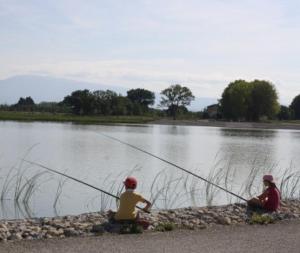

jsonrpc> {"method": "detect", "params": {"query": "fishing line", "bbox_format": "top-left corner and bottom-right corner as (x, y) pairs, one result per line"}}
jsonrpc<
(22, 159), (150, 213)
(96, 132), (247, 202)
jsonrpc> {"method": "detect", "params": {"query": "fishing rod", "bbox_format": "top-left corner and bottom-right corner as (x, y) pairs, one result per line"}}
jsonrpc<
(96, 132), (247, 202)
(22, 159), (150, 213)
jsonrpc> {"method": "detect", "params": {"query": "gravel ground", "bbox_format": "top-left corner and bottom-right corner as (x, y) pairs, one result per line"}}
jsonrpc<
(1, 220), (299, 253)
(1, 200), (300, 242)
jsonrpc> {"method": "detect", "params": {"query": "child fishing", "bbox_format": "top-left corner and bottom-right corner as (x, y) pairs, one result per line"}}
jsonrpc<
(109, 177), (151, 224)
(248, 175), (280, 212)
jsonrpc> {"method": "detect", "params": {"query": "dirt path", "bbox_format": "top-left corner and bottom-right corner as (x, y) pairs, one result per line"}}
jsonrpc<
(1, 220), (299, 253)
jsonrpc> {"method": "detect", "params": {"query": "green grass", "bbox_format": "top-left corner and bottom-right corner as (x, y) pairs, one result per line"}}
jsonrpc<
(0, 111), (158, 124)
(249, 213), (275, 225)
(154, 222), (176, 232)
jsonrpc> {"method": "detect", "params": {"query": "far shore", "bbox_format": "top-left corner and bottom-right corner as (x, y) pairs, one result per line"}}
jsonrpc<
(1, 111), (300, 130)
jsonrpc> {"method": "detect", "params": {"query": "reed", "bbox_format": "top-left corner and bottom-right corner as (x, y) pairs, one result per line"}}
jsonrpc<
(0, 156), (300, 219)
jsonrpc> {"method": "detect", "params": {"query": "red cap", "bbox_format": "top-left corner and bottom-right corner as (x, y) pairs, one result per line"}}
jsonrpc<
(263, 175), (274, 183)
(124, 177), (137, 189)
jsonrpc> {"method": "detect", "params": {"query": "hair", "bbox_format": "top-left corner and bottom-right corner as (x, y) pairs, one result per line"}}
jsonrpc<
(125, 185), (136, 190)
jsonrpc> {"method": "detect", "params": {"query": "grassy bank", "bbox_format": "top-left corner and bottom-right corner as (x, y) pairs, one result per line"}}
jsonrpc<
(0, 111), (157, 124)
(1, 111), (300, 129)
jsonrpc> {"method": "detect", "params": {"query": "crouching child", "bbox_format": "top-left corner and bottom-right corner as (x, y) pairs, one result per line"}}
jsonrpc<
(248, 174), (280, 213)
(108, 177), (151, 230)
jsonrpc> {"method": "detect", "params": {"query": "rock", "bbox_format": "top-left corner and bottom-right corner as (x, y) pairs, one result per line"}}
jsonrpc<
(64, 228), (80, 237)
(0, 200), (298, 241)
(47, 228), (64, 237)
(41, 218), (50, 225)
(0, 224), (8, 231)
(31, 226), (41, 233)
(8, 233), (23, 240)
(217, 216), (231, 225)
(45, 234), (53, 239)
(91, 224), (105, 234)
(53, 222), (66, 229)
(0, 232), (7, 241)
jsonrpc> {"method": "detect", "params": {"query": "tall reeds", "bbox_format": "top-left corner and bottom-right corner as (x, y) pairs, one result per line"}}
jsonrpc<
(0, 156), (299, 219)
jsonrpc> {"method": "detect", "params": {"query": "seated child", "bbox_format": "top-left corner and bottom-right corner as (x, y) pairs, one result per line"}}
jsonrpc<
(110, 176), (151, 222)
(248, 175), (280, 212)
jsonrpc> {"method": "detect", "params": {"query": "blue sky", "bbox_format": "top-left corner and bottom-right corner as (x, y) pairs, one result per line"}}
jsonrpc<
(1, 0), (300, 104)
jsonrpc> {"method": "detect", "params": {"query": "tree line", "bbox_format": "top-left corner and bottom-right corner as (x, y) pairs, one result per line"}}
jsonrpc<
(1, 80), (300, 121)
(0, 85), (195, 120)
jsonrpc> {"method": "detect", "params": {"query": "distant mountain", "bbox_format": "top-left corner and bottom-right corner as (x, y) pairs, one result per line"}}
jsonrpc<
(0, 75), (217, 111)
(0, 75), (127, 104)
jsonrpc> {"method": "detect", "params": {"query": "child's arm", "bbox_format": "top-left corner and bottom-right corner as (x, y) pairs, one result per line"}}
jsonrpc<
(141, 198), (152, 212)
(257, 190), (268, 201)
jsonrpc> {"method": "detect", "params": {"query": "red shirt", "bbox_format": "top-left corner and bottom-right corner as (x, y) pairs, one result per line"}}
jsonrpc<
(262, 187), (280, 212)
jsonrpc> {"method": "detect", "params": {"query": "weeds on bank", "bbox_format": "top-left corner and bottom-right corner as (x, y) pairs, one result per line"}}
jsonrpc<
(154, 222), (176, 232)
(249, 213), (275, 225)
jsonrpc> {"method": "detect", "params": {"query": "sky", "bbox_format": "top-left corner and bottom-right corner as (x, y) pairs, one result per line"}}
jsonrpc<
(1, 0), (300, 105)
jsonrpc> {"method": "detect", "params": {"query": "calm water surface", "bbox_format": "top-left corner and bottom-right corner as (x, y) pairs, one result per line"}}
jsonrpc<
(0, 121), (299, 219)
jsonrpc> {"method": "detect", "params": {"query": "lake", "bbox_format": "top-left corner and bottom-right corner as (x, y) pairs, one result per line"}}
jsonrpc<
(0, 121), (300, 219)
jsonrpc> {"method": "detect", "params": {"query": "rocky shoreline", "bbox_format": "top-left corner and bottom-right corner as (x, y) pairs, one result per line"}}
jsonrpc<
(1, 200), (299, 242)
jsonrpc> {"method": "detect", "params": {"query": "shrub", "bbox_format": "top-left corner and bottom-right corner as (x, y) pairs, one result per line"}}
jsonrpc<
(155, 222), (176, 232)
(249, 213), (275, 225)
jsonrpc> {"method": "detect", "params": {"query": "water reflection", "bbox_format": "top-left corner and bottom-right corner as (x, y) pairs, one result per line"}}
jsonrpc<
(219, 128), (278, 177)
(220, 128), (277, 138)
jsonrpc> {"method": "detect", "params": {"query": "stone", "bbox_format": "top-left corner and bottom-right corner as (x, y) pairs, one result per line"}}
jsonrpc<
(0, 200), (298, 241)
(64, 228), (80, 237)
(0, 232), (7, 241)
(31, 226), (41, 233)
(8, 233), (23, 240)
(45, 234), (53, 239)
(217, 216), (231, 225)
(47, 228), (64, 237)
(0, 224), (8, 231)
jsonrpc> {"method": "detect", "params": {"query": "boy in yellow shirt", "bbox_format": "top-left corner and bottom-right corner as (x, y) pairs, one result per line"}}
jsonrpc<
(111, 177), (151, 222)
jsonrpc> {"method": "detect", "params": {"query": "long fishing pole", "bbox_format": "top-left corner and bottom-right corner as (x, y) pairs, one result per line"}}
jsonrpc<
(96, 132), (247, 202)
(22, 159), (150, 213)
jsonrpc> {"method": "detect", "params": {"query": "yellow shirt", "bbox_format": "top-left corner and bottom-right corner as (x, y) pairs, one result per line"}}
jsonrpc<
(114, 190), (144, 220)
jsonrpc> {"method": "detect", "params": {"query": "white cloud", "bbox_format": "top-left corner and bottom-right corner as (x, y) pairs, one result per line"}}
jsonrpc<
(1, 0), (300, 105)
(1, 58), (299, 105)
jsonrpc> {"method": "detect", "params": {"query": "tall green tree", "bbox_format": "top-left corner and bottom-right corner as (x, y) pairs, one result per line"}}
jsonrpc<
(277, 105), (291, 120)
(62, 89), (94, 115)
(220, 80), (252, 121)
(160, 84), (195, 120)
(93, 90), (118, 115)
(290, 94), (300, 119)
(16, 97), (35, 106)
(14, 96), (35, 111)
(220, 80), (279, 121)
(111, 96), (132, 115)
(249, 80), (279, 121)
(127, 88), (155, 109)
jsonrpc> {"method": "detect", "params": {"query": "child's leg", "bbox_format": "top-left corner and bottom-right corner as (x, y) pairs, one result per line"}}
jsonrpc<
(247, 197), (265, 214)
(107, 210), (116, 223)
(135, 211), (150, 229)
(135, 211), (140, 221)
(248, 197), (263, 208)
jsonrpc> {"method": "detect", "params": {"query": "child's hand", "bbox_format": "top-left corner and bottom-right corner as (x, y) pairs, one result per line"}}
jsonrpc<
(142, 199), (152, 213)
